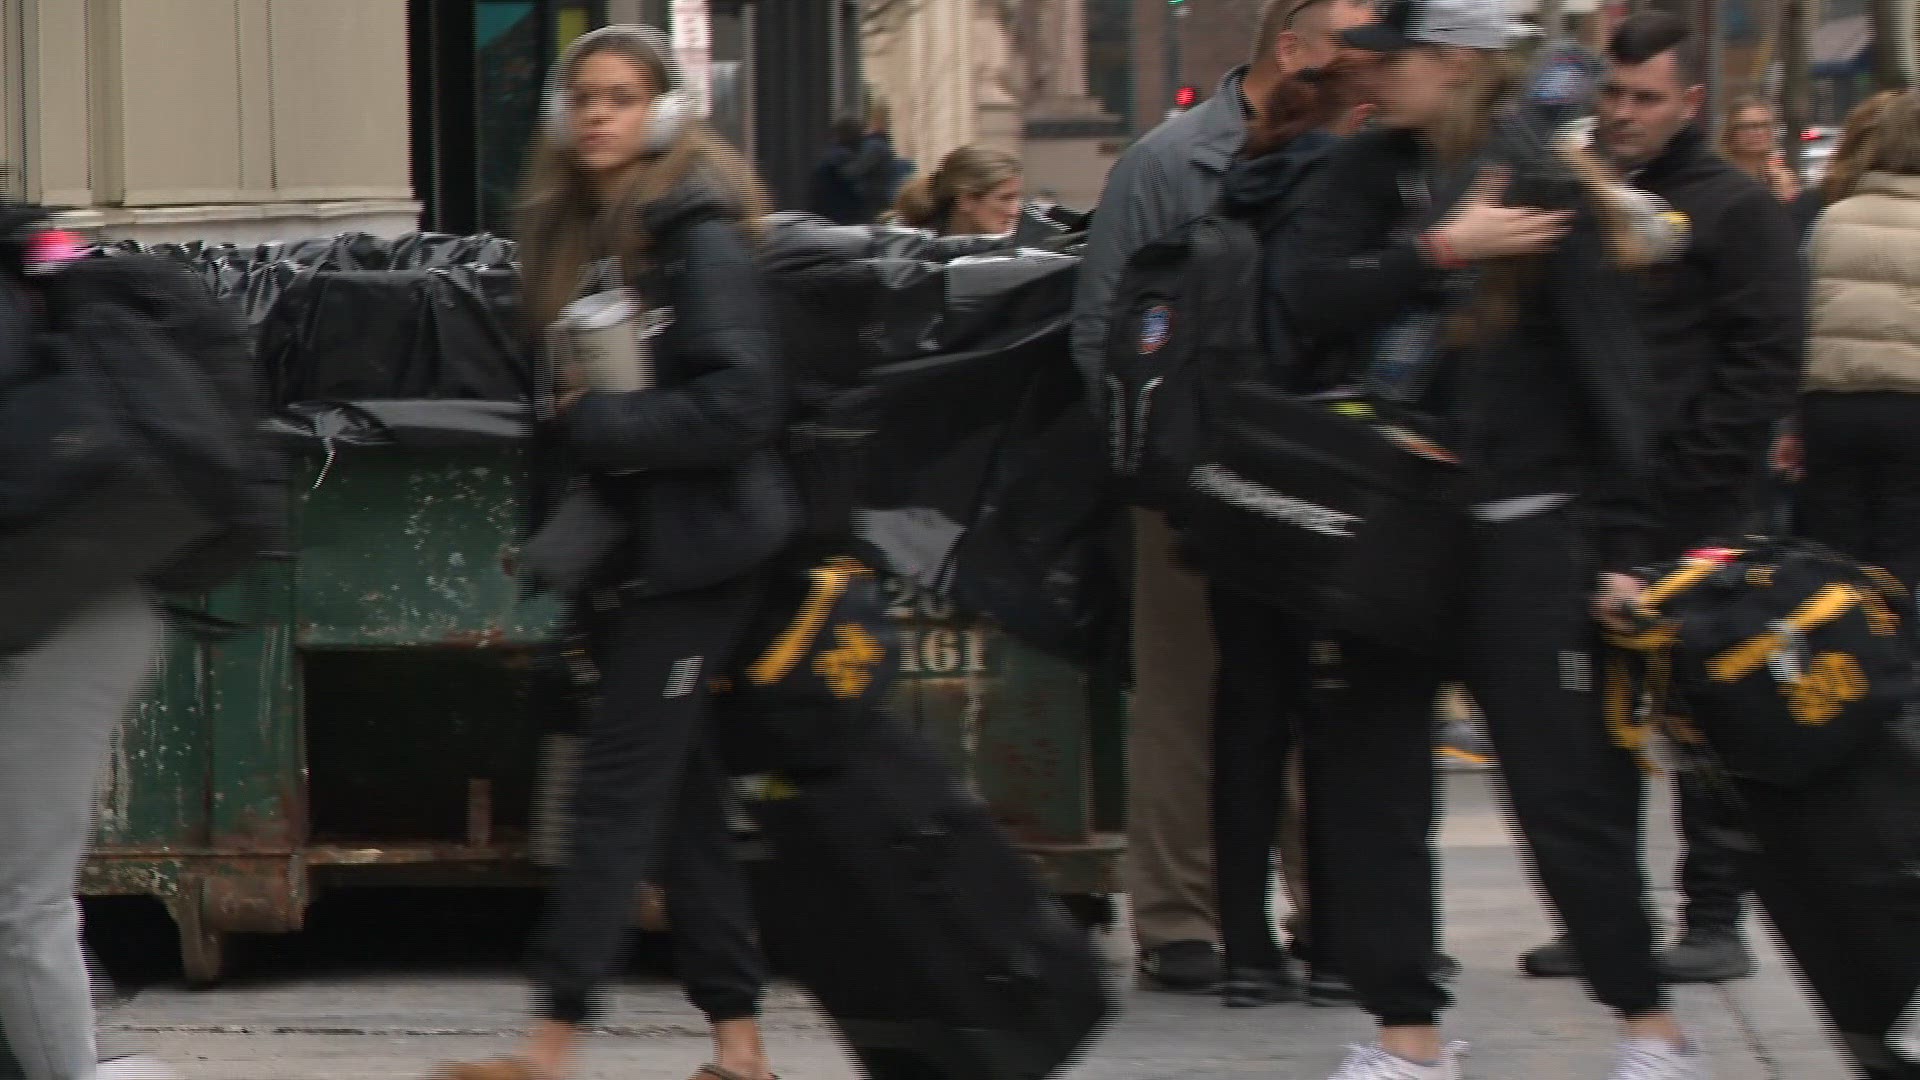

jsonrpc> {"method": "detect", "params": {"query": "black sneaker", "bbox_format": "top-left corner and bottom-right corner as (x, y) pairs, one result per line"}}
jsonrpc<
(1305, 965), (1356, 1006)
(1519, 933), (1582, 978)
(1139, 939), (1223, 993)
(1657, 926), (1756, 983)
(1221, 963), (1302, 1007)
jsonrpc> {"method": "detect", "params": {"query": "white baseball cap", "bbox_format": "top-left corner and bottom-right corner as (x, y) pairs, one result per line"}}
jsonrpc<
(1341, 0), (1528, 52)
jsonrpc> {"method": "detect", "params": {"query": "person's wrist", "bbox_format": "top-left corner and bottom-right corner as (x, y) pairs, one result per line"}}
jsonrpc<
(1421, 229), (1468, 270)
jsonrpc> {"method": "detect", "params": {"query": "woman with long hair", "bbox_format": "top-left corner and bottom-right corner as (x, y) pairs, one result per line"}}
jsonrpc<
(892, 144), (1024, 235)
(1720, 95), (1800, 203)
(1282, 0), (1696, 1076)
(432, 25), (794, 1080)
(1798, 91), (1920, 598)
(1791, 89), (1902, 234)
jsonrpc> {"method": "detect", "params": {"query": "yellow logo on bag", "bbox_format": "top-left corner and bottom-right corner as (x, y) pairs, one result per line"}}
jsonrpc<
(1783, 651), (1868, 727)
(816, 623), (884, 700)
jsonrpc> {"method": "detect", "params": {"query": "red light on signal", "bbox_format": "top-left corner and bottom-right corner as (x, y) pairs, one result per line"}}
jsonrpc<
(1175, 85), (1199, 110)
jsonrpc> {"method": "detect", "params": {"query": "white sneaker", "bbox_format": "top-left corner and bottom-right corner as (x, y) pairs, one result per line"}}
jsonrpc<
(94, 1054), (183, 1080)
(1609, 1036), (1712, 1079)
(1326, 1042), (1464, 1080)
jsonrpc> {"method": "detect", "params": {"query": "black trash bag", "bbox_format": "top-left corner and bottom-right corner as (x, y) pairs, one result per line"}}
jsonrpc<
(945, 364), (1121, 663)
(89, 233), (528, 407)
(265, 399), (531, 450)
(1011, 202), (1092, 248)
(258, 263), (527, 404)
(757, 210), (1110, 658)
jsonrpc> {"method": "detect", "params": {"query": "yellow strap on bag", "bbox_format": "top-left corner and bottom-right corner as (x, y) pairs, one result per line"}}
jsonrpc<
(745, 557), (870, 687)
(1635, 551), (1742, 614)
(1704, 583), (1861, 684)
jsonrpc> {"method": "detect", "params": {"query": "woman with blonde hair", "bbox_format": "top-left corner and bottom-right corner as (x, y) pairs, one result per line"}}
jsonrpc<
(1791, 89), (1902, 233)
(432, 24), (794, 1080)
(1283, 0), (1694, 1075)
(892, 143), (1024, 236)
(1798, 91), (1920, 598)
(1720, 94), (1800, 203)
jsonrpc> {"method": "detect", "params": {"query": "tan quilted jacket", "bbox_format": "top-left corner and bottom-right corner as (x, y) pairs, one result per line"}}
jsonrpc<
(1806, 172), (1920, 394)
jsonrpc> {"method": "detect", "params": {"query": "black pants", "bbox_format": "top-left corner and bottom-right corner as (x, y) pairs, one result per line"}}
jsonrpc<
(1652, 503), (1760, 936)
(532, 576), (767, 1026)
(1208, 586), (1315, 972)
(1306, 512), (1660, 1025)
(1799, 392), (1920, 601)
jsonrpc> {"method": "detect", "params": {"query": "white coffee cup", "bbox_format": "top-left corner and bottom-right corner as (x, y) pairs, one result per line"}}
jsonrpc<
(554, 290), (651, 393)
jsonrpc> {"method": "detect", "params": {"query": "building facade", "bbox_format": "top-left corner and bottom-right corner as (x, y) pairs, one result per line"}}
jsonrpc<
(3, 0), (855, 245)
(7, 0), (417, 244)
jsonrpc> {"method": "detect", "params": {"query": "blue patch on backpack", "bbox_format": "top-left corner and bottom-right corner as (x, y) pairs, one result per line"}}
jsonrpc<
(1139, 304), (1172, 355)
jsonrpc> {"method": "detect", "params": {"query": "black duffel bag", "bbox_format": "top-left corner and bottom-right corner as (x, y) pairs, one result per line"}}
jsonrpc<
(1179, 382), (1469, 655)
(1611, 540), (1917, 790)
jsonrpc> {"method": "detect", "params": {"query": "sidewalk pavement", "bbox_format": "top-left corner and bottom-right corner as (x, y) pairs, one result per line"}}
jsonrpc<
(108, 773), (1850, 1080)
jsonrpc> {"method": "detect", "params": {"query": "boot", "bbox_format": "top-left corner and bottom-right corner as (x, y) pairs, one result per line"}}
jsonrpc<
(1518, 933), (1582, 978)
(1657, 925), (1755, 983)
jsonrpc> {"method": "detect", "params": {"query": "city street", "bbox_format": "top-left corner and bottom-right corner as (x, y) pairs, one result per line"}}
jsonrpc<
(91, 772), (1852, 1080)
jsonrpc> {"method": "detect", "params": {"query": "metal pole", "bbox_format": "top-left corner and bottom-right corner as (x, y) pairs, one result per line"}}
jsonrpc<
(1167, 3), (1185, 119)
(1705, 0), (1723, 139)
(1780, 0), (1808, 179)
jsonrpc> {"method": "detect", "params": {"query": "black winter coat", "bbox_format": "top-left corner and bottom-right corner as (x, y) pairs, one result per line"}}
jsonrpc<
(534, 180), (797, 600)
(1284, 124), (1656, 571)
(1625, 126), (1806, 544)
(1219, 129), (1342, 391)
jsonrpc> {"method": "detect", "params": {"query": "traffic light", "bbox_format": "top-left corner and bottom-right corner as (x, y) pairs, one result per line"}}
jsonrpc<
(1174, 84), (1199, 110)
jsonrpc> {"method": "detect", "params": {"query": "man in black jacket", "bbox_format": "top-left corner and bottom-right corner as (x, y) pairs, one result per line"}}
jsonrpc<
(1519, 11), (1807, 986)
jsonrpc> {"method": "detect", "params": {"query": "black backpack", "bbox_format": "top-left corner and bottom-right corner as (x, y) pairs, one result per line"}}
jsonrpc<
(1103, 212), (1264, 514)
(0, 211), (284, 651)
(45, 251), (288, 593)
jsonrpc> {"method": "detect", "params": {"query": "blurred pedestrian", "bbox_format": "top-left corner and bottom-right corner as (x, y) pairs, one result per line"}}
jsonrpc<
(808, 102), (913, 226)
(1719, 95), (1801, 203)
(0, 210), (193, 1080)
(1791, 90), (1900, 236)
(1797, 91), (1920, 598)
(1519, 11), (1806, 991)
(430, 24), (793, 1080)
(1286, 0), (1698, 1073)
(891, 144), (1024, 236)
(1070, 0), (1379, 998)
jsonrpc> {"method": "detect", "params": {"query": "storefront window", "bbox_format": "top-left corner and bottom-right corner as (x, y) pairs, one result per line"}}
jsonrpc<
(475, 1), (542, 235)
(707, 3), (753, 155)
(1086, 0), (1133, 130)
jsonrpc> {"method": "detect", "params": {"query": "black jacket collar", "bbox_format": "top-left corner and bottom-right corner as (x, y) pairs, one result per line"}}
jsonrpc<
(1634, 125), (1714, 184)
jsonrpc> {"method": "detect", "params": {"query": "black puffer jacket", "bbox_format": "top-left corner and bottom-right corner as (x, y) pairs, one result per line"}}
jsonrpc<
(536, 179), (797, 599)
(1625, 126), (1805, 543)
(1285, 124), (1655, 571)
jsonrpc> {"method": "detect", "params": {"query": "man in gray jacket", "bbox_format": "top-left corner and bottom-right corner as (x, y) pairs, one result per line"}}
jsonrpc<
(1071, 0), (1376, 992)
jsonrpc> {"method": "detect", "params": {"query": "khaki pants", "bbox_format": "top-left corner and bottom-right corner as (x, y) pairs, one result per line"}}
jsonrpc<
(1124, 510), (1219, 949)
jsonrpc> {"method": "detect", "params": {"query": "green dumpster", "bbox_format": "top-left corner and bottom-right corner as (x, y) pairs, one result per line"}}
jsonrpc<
(78, 440), (1124, 983)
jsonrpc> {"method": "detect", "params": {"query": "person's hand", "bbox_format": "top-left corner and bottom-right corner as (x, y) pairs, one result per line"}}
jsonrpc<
(1593, 571), (1645, 633)
(554, 361), (588, 415)
(1772, 428), (1804, 482)
(1431, 168), (1573, 262)
(1769, 160), (1802, 203)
